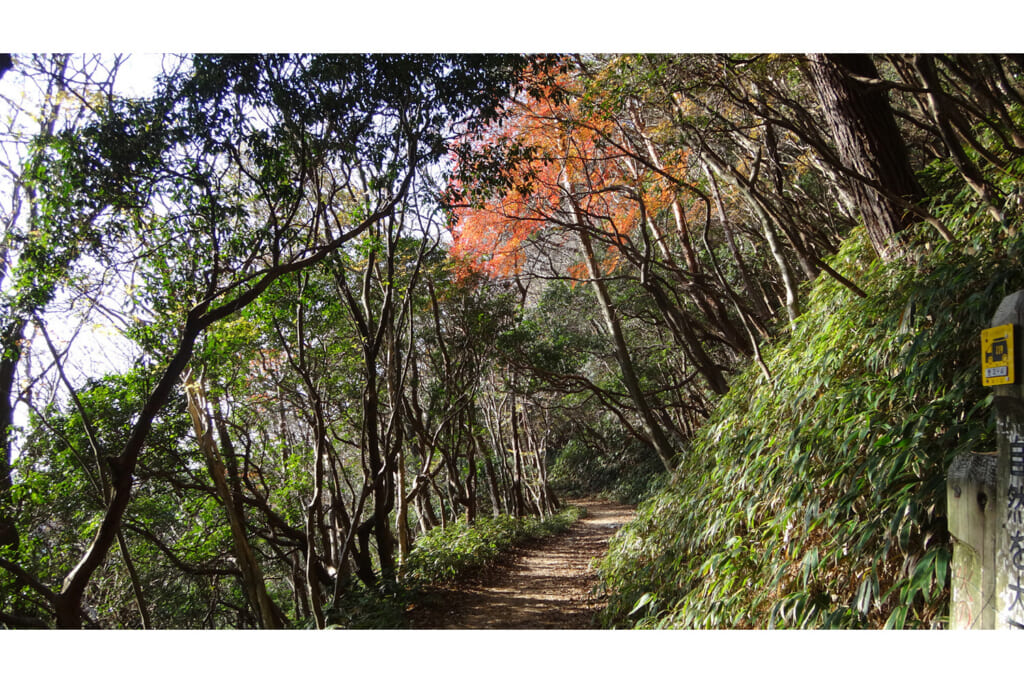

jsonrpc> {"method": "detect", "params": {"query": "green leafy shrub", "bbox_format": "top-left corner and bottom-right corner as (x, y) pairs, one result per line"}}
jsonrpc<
(403, 507), (582, 586)
(324, 580), (412, 629)
(597, 211), (1024, 628)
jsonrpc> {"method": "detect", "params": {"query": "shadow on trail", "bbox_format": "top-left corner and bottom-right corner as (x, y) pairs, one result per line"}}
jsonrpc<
(407, 499), (636, 629)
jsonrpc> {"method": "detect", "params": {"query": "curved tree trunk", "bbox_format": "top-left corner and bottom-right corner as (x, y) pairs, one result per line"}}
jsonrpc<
(572, 222), (677, 472)
(188, 380), (283, 629)
(185, 376), (283, 629)
(911, 54), (1004, 222)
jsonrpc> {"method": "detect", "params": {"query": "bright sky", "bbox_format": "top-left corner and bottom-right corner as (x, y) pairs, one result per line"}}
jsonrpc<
(1, 1), (1021, 52)
(116, 53), (168, 97)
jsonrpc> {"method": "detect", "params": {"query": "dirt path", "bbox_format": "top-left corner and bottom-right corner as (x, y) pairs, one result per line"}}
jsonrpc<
(407, 499), (635, 629)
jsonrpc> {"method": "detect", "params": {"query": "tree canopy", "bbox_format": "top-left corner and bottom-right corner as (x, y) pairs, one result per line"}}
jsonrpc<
(2, 52), (1023, 631)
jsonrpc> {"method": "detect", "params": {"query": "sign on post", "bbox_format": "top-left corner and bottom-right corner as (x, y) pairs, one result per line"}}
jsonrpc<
(953, 294), (1024, 628)
(984, 293), (1024, 628)
(982, 323), (1015, 386)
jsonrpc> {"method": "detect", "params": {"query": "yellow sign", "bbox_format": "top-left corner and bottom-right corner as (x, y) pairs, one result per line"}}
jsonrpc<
(982, 324), (1015, 386)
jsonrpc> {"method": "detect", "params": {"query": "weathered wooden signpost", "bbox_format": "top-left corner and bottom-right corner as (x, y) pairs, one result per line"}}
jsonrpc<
(947, 447), (997, 628)
(950, 290), (1024, 628)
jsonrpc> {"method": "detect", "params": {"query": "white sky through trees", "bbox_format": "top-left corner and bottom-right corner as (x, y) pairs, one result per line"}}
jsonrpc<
(0, 55), (165, 442)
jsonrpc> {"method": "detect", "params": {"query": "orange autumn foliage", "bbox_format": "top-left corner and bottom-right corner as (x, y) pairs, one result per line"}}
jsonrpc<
(450, 62), (691, 284)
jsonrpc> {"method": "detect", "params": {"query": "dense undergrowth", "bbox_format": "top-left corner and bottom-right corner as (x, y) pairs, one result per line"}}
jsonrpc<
(403, 507), (582, 585)
(597, 177), (1024, 628)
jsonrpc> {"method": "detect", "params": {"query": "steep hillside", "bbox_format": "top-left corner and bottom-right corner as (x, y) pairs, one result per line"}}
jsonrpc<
(597, 210), (1024, 628)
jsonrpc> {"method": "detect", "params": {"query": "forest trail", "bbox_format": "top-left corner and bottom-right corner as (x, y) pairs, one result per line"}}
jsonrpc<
(407, 499), (635, 629)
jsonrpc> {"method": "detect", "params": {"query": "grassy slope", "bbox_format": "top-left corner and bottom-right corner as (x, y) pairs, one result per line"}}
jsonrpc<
(597, 205), (1024, 627)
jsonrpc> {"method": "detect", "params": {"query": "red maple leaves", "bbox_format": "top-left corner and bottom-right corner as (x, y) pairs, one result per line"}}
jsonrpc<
(449, 61), (692, 286)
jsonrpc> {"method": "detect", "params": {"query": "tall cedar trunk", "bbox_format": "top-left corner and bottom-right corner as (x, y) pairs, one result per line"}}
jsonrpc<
(806, 53), (923, 261)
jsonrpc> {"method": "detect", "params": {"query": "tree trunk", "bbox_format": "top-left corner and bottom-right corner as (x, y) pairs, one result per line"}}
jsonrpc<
(806, 53), (923, 261)
(465, 425), (478, 524)
(698, 154), (801, 328)
(574, 225), (677, 472)
(184, 377), (282, 629)
(509, 395), (527, 517)
(115, 530), (151, 629)
(54, 320), (203, 628)
(415, 483), (440, 532)
(480, 440), (503, 518)
(911, 54), (1004, 222)
(396, 434), (411, 566)
(190, 382), (282, 629)
(0, 319), (27, 550)
(706, 168), (773, 324)
(625, 99), (700, 271)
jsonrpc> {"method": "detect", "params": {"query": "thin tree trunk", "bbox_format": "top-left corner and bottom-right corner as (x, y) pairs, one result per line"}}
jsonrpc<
(572, 221), (677, 472)
(912, 54), (1004, 222)
(705, 168), (773, 324)
(701, 157), (801, 328)
(465, 424), (478, 524)
(509, 395), (527, 517)
(304, 413), (328, 629)
(184, 375), (282, 629)
(396, 433), (411, 566)
(626, 100), (699, 271)
(0, 319), (27, 550)
(480, 436), (503, 518)
(116, 530), (151, 629)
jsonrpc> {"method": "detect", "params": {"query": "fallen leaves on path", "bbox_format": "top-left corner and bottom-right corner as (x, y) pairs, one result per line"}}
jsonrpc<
(407, 499), (636, 629)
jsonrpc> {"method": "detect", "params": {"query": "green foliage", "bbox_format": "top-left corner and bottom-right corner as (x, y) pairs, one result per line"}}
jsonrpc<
(316, 508), (582, 628)
(323, 580), (412, 629)
(550, 421), (667, 504)
(403, 507), (582, 586)
(2, 366), (227, 627)
(597, 205), (1024, 628)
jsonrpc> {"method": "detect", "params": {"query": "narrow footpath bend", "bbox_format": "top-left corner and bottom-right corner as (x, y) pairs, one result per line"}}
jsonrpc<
(407, 499), (636, 629)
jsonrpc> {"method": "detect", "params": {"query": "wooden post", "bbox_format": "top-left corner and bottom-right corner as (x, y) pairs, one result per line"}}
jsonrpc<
(983, 291), (1024, 628)
(947, 451), (997, 628)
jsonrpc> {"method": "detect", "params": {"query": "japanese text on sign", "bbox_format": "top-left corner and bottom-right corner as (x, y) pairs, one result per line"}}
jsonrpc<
(1007, 439), (1024, 628)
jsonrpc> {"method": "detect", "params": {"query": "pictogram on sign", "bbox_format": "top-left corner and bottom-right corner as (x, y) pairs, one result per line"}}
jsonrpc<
(982, 323), (1015, 386)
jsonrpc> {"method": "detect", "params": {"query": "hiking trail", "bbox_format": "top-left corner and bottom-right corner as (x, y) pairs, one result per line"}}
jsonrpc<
(407, 499), (636, 629)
